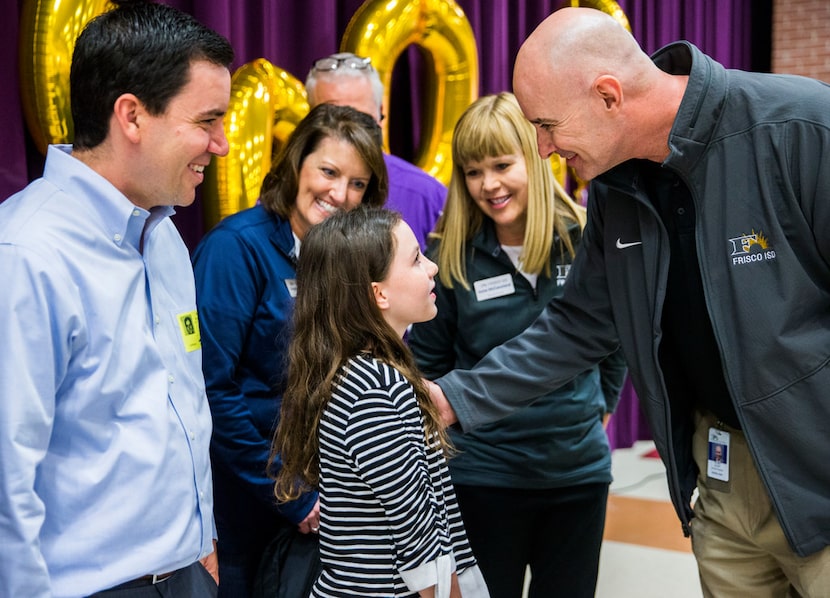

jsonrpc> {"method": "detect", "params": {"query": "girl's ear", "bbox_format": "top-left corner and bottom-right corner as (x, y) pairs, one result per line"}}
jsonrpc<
(371, 281), (389, 311)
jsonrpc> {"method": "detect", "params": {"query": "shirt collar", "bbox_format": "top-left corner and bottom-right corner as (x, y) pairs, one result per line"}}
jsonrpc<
(44, 145), (174, 252)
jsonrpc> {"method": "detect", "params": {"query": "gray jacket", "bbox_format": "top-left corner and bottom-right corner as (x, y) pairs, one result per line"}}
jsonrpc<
(437, 42), (830, 557)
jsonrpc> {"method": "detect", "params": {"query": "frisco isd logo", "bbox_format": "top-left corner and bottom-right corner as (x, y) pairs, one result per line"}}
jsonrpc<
(728, 230), (776, 266)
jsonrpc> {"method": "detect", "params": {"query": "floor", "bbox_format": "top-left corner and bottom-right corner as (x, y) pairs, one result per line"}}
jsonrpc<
(596, 440), (703, 598)
(520, 440), (704, 597)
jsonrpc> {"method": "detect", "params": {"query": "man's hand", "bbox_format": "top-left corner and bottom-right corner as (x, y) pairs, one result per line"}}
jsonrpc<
(200, 539), (219, 585)
(425, 380), (458, 427)
(297, 498), (321, 534)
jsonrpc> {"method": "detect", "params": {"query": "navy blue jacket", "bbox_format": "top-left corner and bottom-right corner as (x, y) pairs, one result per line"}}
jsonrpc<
(193, 205), (317, 549)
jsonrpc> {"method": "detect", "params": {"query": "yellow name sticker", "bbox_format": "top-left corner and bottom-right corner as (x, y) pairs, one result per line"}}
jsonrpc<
(177, 311), (201, 352)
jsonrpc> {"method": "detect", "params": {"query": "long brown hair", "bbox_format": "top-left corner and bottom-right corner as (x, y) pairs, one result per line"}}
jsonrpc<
(270, 207), (451, 502)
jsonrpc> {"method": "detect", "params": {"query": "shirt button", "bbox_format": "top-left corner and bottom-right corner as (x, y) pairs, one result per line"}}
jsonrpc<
(168, 374), (175, 384)
(677, 207), (686, 215)
(113, 233), (122, 242)
(132, 209), (141, 217)
(154, 316), (161, 325)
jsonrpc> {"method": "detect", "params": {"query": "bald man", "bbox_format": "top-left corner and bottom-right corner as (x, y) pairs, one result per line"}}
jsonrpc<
(306, 52), (446, 250)
(427, 7), (830, 597)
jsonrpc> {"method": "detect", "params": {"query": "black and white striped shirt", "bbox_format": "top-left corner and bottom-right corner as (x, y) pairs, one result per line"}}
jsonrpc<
(314, 354), (478, 597)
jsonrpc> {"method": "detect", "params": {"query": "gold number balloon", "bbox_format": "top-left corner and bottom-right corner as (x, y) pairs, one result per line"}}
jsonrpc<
(341, 0), (479, 185)
(16, 0), (630, 227)
(18, 0), (111, 154)
(571, 0), (632, 31)
(202, 59), (309, 229)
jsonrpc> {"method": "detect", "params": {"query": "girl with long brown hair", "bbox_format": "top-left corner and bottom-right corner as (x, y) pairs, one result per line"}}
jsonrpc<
(271, 206), (488, 597)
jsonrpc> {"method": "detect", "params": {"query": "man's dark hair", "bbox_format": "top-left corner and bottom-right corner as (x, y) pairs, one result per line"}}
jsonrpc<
(70, 0), (234, 149)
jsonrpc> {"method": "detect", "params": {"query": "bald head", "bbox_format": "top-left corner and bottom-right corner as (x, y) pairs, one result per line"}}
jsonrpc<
(512, 7), (683, 178)
(514, 7), (647, 96)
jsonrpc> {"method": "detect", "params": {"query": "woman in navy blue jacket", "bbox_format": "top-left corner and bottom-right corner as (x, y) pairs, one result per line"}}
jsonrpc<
(409, 93), (625, 598)
(192, 103), (387, 597)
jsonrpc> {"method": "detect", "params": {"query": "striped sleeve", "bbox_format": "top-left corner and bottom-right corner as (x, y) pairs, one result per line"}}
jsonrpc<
(340, 359), (449, 572)
(316, 355), (477, 595)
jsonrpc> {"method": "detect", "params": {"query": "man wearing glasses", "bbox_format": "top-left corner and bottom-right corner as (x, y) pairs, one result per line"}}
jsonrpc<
(305, 52), (446, 250)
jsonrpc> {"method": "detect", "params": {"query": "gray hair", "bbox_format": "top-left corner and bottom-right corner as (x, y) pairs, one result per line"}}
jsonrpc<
(305, 52), (385, 112)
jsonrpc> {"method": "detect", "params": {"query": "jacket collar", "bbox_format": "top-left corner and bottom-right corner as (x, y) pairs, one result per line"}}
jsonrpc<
(595, 42), (727, 195)
(265, 208), (298, 265)
(469, 218), (503, 257)
(653, 41), (728, 172)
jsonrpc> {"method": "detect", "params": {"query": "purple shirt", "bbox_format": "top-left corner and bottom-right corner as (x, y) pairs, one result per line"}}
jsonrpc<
(383, 153), (446, 250)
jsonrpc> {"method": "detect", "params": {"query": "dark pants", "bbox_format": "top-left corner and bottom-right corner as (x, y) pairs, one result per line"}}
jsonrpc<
(88, 561), (218, 598)
(454, 482), (609, 598)
(216, 543), (266, 598)
(212, 465), (289, 598)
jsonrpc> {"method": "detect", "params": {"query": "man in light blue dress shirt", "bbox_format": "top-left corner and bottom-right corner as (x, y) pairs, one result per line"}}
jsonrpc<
(0, 2), (233, 596)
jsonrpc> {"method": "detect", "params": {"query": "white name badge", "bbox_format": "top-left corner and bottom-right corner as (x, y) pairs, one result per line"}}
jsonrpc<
(284, 279), (298, 298)
(707, 427), (730, 482)
(474, 273), (516, 302)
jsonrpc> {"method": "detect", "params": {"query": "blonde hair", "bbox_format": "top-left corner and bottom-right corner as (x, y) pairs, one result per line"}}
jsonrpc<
(432, 92), (585, 289)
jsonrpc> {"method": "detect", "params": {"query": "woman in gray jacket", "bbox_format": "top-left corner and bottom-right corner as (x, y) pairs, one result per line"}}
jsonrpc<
(409, 93), (626, 598)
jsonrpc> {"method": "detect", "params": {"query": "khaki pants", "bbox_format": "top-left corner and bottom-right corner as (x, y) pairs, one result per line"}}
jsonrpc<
(691, 411), (830, 598)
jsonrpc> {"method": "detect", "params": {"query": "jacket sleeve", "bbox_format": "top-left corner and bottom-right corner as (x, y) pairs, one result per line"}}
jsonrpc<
(597, 348), (628, 414)
(192, 229), (316, 523)
(436, 195), (621, 432)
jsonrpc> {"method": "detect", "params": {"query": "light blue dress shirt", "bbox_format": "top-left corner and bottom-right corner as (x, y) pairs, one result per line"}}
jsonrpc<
(0, 145), (215, 597)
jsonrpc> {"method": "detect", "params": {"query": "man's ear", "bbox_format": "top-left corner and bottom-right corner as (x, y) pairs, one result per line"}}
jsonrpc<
(111, 93), (143, 143)
(594, 74), (623, 111)
(371, 281), (389, 311)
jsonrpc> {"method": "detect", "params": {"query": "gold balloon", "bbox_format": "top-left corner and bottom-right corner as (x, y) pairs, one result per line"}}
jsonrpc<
(202, 59), (309, 230)
(570, 0), (632, 32)
(550, 154), (568, 187)
(341, 0), (479, 185)
(19, 0), (112, 154)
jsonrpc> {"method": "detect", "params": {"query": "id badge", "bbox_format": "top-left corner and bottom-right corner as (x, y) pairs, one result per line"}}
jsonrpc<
(284, 278), (298, 298)
(707, 427), (730, 482)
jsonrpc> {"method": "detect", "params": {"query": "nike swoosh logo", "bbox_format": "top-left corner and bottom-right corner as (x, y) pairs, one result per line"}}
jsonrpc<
(616, 238), (643, 249)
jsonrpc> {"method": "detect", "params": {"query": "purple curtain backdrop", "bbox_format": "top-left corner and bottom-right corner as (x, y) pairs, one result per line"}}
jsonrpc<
(1, 0), (764, 449)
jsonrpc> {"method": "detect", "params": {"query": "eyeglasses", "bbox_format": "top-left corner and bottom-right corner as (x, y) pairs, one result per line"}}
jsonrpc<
(311, 55), (373, 73)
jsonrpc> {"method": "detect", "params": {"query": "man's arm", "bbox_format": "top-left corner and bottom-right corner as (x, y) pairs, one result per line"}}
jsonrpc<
(430, 206), (620, 432)
(0, 247), (68, 597)
(425, 380), (457, 426)
(598, 348), (629, 414)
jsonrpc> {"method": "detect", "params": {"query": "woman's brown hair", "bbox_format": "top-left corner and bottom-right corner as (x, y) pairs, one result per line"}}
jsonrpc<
(259, 103), (388, 217)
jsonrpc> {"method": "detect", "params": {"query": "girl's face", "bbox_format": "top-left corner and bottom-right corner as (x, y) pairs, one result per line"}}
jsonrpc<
(463, 152), (529, 245)
(372, 221), (438, 338)
(290, 136), (372, 240)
